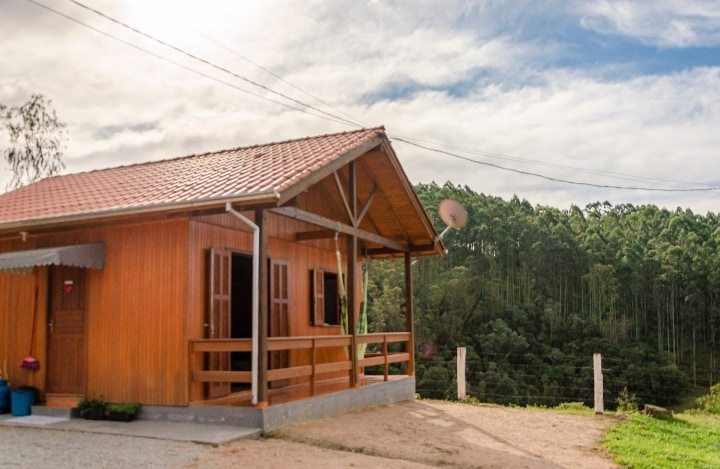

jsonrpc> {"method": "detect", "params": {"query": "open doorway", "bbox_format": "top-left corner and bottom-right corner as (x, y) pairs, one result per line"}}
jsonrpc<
(230, 253), (253, 392)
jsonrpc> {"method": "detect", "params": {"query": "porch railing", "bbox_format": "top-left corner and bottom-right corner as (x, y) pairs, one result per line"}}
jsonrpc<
(189, 332), (411, 399)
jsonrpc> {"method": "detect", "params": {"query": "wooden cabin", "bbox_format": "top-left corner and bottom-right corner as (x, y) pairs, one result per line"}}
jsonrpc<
(0, 127), (442, 427)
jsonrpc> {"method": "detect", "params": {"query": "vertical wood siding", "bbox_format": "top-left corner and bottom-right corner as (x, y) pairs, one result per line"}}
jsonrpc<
(0, 218), (190, 405)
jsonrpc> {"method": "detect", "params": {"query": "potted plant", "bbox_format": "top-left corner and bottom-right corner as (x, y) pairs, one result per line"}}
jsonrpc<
(106, 402), (141, 422)
(76, 396), (108, 420)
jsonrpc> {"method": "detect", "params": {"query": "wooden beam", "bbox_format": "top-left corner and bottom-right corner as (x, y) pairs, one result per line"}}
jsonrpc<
(333, 171), (355, 226)
(365, 244), (439, 257)
(270, 207), (409, 252)
(356, 184), (378, 226)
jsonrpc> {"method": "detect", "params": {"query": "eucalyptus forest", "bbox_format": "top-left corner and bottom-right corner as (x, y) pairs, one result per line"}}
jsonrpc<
(367, 182), (720, 409)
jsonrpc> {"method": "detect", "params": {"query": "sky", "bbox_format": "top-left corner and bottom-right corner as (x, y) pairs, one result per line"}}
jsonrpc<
(2, 0), (720, 214)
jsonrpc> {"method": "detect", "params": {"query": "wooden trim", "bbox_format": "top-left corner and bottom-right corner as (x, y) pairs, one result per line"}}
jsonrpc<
(192, 339), (252, 352)
(366, 244), (439, 256)
(268, 365), (313, 381)
(270, 207), (408, 252)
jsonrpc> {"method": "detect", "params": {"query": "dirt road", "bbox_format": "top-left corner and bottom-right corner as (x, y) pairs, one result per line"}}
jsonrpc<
(181, 400), (622, 468)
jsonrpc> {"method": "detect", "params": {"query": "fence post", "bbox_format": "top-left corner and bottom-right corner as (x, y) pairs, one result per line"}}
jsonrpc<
(593, 353), (603, 414)
(457, 347), (466, 401)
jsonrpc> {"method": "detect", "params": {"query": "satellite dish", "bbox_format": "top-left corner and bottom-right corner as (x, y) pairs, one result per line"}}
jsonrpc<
(438, 199), (468, 230)
(435, 199), (467, 245)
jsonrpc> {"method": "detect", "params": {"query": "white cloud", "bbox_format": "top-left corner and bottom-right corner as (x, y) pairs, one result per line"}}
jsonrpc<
(1, 0), (720, 213)
(578, 0), (720, 47)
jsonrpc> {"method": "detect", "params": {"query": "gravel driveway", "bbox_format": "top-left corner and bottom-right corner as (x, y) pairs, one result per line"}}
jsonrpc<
(0, 426), (209, 468)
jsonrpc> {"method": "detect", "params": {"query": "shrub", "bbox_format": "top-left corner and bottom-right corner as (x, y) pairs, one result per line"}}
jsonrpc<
(616, 386), (639, 413)
(696, 383), (720, 414)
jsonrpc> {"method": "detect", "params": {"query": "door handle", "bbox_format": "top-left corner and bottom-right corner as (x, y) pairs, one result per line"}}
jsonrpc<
(48, 319), (53, 333)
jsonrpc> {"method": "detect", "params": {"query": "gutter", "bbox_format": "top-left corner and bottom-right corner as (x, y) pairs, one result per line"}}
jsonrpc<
(225, 203), (260, 405)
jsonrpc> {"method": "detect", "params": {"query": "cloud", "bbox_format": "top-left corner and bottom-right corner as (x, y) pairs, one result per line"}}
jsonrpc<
(2, 0), (720, 213)
(578, 0), (720, 48)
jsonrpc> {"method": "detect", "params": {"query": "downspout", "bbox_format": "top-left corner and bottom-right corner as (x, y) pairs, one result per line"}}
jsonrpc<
(225, 203), (259, 405)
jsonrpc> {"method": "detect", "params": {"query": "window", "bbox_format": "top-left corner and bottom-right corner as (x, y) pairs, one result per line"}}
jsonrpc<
(311, 269), (341, 326)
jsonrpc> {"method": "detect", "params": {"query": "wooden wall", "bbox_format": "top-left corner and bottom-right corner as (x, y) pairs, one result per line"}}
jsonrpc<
(1, 209), (364, 406)
(0, 236), (46, 393)
(0, 217), (190, 405)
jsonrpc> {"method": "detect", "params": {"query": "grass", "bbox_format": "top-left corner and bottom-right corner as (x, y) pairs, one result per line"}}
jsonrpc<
(603, 413), (720, 469)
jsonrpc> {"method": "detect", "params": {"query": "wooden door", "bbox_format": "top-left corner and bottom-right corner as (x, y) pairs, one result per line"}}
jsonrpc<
(207, 248), (231, 399)
(269, 259), (290, 388)
(47, 266), (87, 395)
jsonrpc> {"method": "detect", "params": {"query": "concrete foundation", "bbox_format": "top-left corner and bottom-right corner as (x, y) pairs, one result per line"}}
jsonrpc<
(138, 376), (415, 433)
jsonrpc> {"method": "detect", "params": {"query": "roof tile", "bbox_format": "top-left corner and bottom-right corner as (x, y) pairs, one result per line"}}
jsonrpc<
(0, 127), (384, 226)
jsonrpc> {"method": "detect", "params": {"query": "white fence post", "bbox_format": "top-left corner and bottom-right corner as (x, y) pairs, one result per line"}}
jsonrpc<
(593, 353), (603, 414)
(457, 347), (466, 401)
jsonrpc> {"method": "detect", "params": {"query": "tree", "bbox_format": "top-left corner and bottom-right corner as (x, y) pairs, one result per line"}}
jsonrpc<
(1, 94), (67, 190)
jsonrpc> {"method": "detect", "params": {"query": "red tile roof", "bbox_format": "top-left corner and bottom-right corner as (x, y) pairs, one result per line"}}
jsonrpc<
(0, 127), (385, 228)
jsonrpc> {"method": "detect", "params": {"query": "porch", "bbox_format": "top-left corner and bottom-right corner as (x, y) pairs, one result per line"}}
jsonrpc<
(189, 331), (413, 408)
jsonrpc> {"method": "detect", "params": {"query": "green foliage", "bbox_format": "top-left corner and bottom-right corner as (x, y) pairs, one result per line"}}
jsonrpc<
(367, 182), (715, 409)
(695, 384), (720, 414)
(553, 402), (593, 415)
(107, 402), (141, 415)
(604, 414), (720, 468)
(76, 396), (108, 418)
(417, 365), (452, 400)
(616, 386), (639, 413)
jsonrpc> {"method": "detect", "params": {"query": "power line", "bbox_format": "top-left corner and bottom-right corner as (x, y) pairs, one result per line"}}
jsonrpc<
(65, 0), (363, 129)
(395, 135), (709, 189)
(23, 0), (720, 194)
(187, 26), (371, 129)
(22, 0), (354, 127)
(392, 137), (720, 193)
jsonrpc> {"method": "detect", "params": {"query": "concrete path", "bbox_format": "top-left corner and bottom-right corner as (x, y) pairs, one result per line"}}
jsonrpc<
(0, 413), (261, 445)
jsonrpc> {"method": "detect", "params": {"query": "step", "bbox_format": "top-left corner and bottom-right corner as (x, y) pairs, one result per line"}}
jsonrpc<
(45, 394), (81, 408)
(30, 405), (73, 418)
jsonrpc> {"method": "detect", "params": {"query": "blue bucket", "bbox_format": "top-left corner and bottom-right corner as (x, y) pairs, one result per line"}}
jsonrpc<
(11, 388), (36, 416)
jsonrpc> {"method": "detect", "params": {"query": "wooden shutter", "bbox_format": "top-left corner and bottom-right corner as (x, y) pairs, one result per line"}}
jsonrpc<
(311, 268), (324, 326)
(269, 259), (290, 388)
(207, 248), (231, 399)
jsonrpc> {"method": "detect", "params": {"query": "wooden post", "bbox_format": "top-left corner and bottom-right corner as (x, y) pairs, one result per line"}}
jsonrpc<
(347, 161), (358, 387)
(593, 353), (603, 415)
(404, 252), (414, 376)
(457, 347), (466, 401)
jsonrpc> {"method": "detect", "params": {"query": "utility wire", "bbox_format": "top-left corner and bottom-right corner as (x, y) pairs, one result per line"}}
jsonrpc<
(23, 0), (720, 193)
(394, 134), (708, 189)
(65, 0), (363, 128)
(22, 0), (355, 126)
(392, 137), (720, 192)
(188, 26), (371, 129)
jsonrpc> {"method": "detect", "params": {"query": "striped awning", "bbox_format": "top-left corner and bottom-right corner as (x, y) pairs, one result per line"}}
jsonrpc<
(0, 243), (106, 274)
